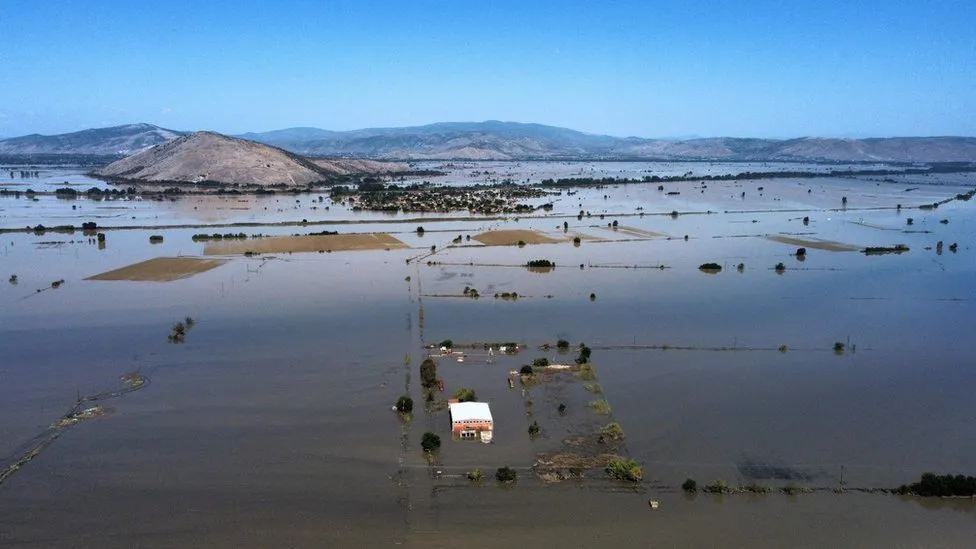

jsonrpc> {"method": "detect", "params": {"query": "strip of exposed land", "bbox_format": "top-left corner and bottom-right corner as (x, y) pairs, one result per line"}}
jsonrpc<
(203, 233), (407, 254)
(767, 235), (861, 252)
(85, 257), (227, 282)
(473, 229), (564, 246)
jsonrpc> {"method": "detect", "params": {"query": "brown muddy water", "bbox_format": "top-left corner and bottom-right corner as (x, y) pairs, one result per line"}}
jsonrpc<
(2, 165), (976, 547)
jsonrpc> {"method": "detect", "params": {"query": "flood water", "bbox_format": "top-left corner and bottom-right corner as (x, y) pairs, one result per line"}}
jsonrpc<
(2, 161), (975, 547)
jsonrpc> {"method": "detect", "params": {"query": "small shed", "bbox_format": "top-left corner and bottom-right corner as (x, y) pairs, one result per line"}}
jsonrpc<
(449, 401), (493, 439)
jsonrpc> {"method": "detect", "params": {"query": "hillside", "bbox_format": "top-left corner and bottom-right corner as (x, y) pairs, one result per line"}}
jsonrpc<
(95, 132), (334, 186)
(240, 122), (976, 162)
(6, 121), (976, 162)
(0, 123), (183, 155)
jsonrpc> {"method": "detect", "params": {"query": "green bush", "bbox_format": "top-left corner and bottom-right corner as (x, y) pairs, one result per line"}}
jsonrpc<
(588, 399), (612, 415)
(575, 344), (592, 365)
(519, 365), (534, 375)
(467, 469), (483, 482)
(606, 458), (642, 481)
(532, 357), (549, 367)
(600, 422), (625, 440)
(420, 358), (437, 388)
(395, 396), (413, 413)
(682, 478), (697, 492)
(496, 466), (517, 482)
(556, 339), (570, 350)
(896, 472), (976, 497)
(528, 421), (540, 436)
(703, 479), (729, 494)
(421, 432), (441, 453)
(454, 387), (477, 402)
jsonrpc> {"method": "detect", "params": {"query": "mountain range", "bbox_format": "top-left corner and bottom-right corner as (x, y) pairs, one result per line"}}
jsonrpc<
(2, 121), (975, 162)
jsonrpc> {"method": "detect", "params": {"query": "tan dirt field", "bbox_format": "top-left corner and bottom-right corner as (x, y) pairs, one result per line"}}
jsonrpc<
(607, 226), (665, 238)
(86, 257), (227, 282)
(203, 233), (407, 255)
(473, 230), (563, 246)
(767, 235), (861, 252)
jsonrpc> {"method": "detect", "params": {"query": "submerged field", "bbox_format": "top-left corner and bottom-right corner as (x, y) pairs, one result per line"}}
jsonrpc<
(1, 161), (975, 547)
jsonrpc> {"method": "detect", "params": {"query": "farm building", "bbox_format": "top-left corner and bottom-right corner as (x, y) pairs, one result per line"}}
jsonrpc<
(449, 401), (493, 439)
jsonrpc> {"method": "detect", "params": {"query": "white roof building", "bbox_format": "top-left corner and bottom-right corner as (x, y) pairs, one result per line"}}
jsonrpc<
(449, 401), (493, 423)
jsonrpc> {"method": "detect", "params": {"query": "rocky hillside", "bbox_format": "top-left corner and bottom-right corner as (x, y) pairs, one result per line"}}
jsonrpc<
(0, 123), (183, 155)
(95, 132), (335, 186)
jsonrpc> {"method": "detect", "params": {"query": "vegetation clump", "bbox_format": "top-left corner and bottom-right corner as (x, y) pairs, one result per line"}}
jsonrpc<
(532, 357), (549, 368)
(519, 365), (534, 376)
(395, 396), (413, 413)
(833, 342), (846, 354)
(191, 232), (248, 241)
(606, 458), (642, 481)
(743, 481), (772, 494)
(167, 318), (196, 343)
(774, 262), (786, 273)
(896, 472), (976, 497)
(575, 344), (592, 365)
(420, 357), (438, 388)
(149, 235), (164, 243)
(783, 484), (812, 495)
(583, 382), (603, 393)
(454, 387), (478, 402)
(467, 469), (483, 482)
(863, 244), (909, 255)
(556, 339), (570, 350)
(528, 421), (541, 437)
(698, 262), (722, 272)
(526, 259), (554, 268)
(438, 339), (453, 349)
(599, 422), (625, 441)
(421, 432), (441, 453)
(702, 479), (731, 494)
(682, 478), (698, 492)
(588, 399), (612, 415)
(496, 466), (517, 483)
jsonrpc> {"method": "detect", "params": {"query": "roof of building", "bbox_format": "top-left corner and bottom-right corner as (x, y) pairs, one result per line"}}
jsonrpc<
(449, 401), (493, 423)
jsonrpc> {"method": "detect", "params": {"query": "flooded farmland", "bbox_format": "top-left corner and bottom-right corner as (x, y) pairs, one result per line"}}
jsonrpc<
(2, 161), (976, 547)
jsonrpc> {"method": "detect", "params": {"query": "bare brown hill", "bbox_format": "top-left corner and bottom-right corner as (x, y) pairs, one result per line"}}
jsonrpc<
(95, 132), (333, 186)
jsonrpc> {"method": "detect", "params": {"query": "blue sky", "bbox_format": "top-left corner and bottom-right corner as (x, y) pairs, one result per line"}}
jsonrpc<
(1, 0), (974, 138)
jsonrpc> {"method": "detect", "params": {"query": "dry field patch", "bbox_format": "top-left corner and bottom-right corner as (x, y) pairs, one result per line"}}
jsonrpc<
(86, 257), (227, 282)
(473, 229), (563, 246)
(767, 235), (861, 252)
(203, 233), (407, 255)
